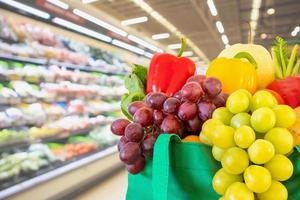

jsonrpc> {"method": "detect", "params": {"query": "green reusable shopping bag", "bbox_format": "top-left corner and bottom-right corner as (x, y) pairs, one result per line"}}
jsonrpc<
(126, 134), (300, 200)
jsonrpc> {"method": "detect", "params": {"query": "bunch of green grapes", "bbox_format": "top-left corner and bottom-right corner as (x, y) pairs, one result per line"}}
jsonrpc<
(200, 89), (296, 200)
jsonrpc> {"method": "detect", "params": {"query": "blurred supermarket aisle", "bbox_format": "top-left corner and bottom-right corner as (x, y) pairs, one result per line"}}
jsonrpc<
(74, 169), (127, 200)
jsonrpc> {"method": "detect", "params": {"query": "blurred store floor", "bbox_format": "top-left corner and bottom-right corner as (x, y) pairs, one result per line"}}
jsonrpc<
(74, 169), (127, 200)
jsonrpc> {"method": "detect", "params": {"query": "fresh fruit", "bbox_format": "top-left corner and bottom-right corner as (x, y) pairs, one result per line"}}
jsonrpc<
(198, 101), (216, 121)
(221, 147), (249, 174)
(251, 90), (277, 111)
(199, 132), (213, 145)
(118, 136), (129, 151)
(251, 107), (276, 133)
(153, 110), (164, 125)
(160, 115), (182, 136)
(133, 107), (153, 127)
(201, 119), (222, 140)
(124, 123), (144, 142)
(181, 82), (204, 102)
(256, 180), (288, 200)
(212, 125), (235, 149)
(186, 74), (206, 85)
(142, 135), (156, 157)
(224, 182), (255, 200)
(186, 116), (202, 134)
(289, 106), (300, 146)
(178, 102), (198, 120)
(128, 101), (146, 116)
(234, 126), (256, 148)
(226, 90), (250, 114)
(265, 89), (285, 105)
(111, 119), (130, 136)
(248, 139), (275, 164)
(146, 92), (167, 109)
(212, 168), (243, 195)
(126, 156), (145, 174)
(230, 113), (251, 128)
(212, 107), (233, 125)
(182, 135), (201, 143)
(272, 105), (296, 128)
(212, 145), (226, 161)
(202, 77), (222, 98)
(244, 165), (272, 193)
(119, 142), (141, 164)
(264, 128), (293, 154)
(212, 93), (228, 108)
(163, 97), (180, 114)
(264, 154), (293, 181)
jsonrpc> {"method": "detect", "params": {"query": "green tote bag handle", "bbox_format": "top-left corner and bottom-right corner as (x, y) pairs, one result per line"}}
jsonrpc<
(152, 134), (181, 200)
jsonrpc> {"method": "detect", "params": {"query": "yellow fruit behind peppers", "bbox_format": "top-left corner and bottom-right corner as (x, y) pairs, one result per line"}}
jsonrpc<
(206, 56), (257, 94)
(289, 106), (300, 146)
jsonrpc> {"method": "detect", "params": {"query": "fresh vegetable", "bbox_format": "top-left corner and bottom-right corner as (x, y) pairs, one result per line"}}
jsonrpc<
(132, 64), (147, 87)
(206, 53), (257, 94)
(146, 38), (196, 96)
(218, 43), (275, 89)
(267, 36), (300, 108)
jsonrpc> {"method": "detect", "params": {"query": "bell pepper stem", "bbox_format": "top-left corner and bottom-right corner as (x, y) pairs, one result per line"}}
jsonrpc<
(177, 38), (187, 57)
(234, 52), (257, 69)
(247, 22), (253, 44)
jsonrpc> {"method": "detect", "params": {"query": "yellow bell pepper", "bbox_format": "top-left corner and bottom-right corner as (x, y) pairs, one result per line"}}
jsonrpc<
(206, 52), (257, 94)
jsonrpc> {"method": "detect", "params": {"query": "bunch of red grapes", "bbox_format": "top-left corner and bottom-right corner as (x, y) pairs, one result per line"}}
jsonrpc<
(111, 75), (228, 174)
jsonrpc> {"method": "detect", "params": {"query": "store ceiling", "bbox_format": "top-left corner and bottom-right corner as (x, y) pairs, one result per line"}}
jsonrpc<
(86, 0), (300, 60)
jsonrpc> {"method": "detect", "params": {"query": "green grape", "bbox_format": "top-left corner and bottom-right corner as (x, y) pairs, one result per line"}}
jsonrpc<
(212, 125), (235, 148)
(199, 132), (213, 146)
(234, 126), (256, 148)
(264, 128), (293, 155)
(250, 90), (277, 112)
(221, 147), (249, 175)
(248, 139), (275, 164)
(255, 132), (266, 139)
(226, 90), (250, 114)
(244, 165), (272, 193)
(225, 182), (254, 200)
(250, 107), (276, 133)
(212, 168), (243, 195)
(256, 180), (288, 200)
(230, 112), (251, 129)
(202, 119), (222, 140)
(212, 107), (234, 125)
(264, 154), (293, 181)
(212, 145), (226, 161)
(272, 105), (296, 128)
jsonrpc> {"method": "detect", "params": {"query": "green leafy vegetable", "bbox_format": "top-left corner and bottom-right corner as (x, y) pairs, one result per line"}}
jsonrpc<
(132, 64), (147, 87)
(121, 92), (145, 120)
(124, 73), (145, 94)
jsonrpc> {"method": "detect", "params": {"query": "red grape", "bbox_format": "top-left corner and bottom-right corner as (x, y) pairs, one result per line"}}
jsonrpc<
(111, 119), (130, 136)
(181, 82), (204, 102)
(173, 91), (182, 100)
(119, 142), (141, 164)
(160, 115), (182, 135)
(125, 123), (144, 142)
(187, 75), (206, 86)
(186, 116), (203, 134)
(118, 136), (129, 151)
(126, 156), (145, 174)
(153, 110), (164, 125)
(212, 93), (228, 108)
(146, 92), (167, 109)
(198, 101), (216, 121)
(128, 101), (146, 116)
(133, 107), (153, 127)
(142, 135), (157, 157)
(145, 92), (152, 105)
(178, 102), (198, 121)
(203, 77), (222, 98)
(163, 97), (180, 114)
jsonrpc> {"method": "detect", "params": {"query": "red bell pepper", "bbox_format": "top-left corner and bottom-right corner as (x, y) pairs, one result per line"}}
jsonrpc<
(146, 38), (196, 96)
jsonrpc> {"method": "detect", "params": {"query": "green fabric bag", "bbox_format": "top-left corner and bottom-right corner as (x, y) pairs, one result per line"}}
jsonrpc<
(126, 134), (300, 200)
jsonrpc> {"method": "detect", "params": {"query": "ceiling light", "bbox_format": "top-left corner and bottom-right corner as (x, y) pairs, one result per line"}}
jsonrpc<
(152, 33), (170, 40)
(295, 26), (300, 32)
(215, 21), (224, 33)
(168, 43), (181, 49)
(260, 33), (267, 39)
(46, 0), (69, 10)
(291, 26), (300, 37)
(182, 51), (194, 57)
(128, 35), (158, 52)
(267, 8), (275, 15)
(73, 9), (127, 37)
(221, 35), (229, 44)
(52, 17), (112, 42)
(144, 52), (154, 58)
(81, 0), (99, 3)
(189, 57), (200, 62)
(207, 0), (218, 16)
(0, 0), (50, 19)
(121, 16), (148, 26)
(112, 39), (145, 55)
(249, 0), (262, 41)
